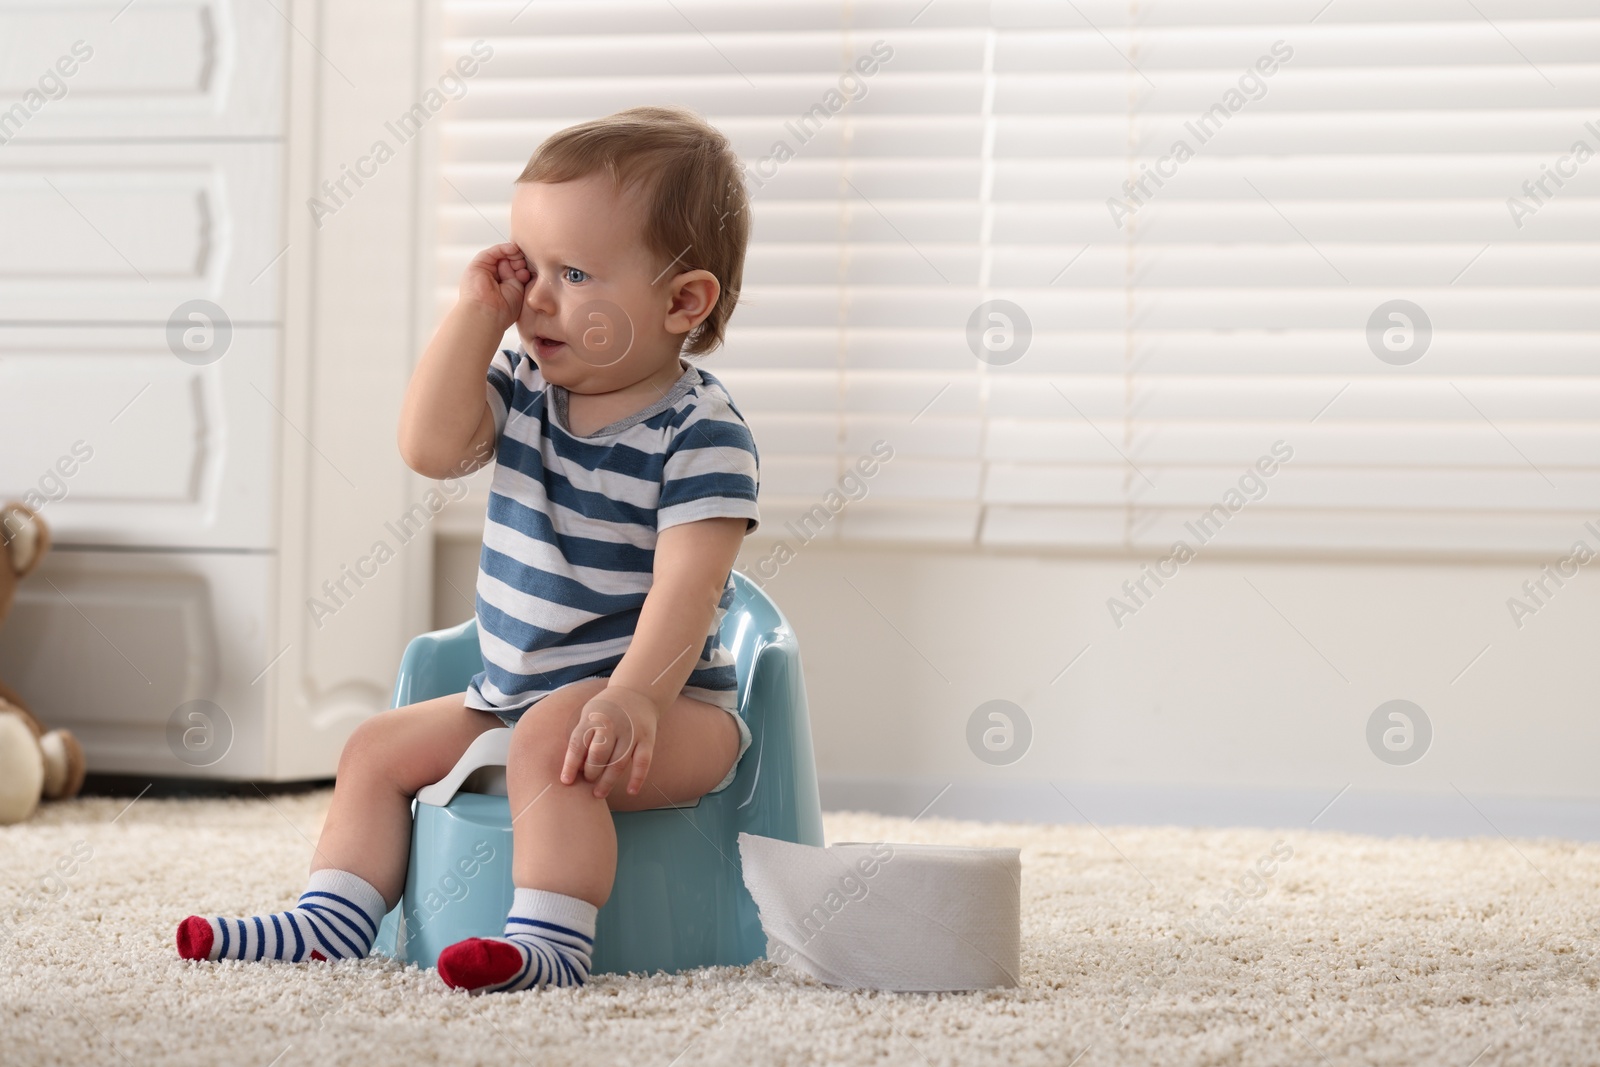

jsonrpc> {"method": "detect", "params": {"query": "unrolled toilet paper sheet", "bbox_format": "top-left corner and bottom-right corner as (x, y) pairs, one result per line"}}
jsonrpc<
(737, 832), (1021, 992)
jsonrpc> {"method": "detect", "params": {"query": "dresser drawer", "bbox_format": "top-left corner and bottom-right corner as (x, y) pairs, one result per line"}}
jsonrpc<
(0, 325), (278, 550)
(0, 0), (283, 142)
(0, 548), (274, 779)
(0, 142), (282, 323)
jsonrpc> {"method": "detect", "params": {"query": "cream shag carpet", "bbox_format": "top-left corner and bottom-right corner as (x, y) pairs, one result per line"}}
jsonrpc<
(2, 790), (1597, 1067)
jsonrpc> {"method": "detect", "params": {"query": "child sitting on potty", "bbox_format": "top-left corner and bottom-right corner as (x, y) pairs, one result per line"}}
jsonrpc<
(177, 106), (760, 993)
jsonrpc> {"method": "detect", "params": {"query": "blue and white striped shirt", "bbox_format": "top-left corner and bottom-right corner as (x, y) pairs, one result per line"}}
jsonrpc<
(466, 348), (760, 716)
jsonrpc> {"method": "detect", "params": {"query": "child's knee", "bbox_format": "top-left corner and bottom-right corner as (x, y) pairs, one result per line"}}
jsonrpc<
(338, 714), (394, 775)
(338, 714), (430, 787)
(507, 705), (577, 776)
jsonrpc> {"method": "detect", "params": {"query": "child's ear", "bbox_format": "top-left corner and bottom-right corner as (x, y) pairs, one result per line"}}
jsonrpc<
(663, 269), (720, 337)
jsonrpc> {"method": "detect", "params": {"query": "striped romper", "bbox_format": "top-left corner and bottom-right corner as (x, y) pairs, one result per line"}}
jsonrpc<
(468, 348), (760, 793)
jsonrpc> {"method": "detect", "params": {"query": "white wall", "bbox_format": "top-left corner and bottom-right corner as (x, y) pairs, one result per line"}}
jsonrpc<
(435, 514), (1600, 836)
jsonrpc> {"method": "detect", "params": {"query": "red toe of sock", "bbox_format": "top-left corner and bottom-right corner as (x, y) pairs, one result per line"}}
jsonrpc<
(437, 938), (523, 991)
(176, 916), (213, 961)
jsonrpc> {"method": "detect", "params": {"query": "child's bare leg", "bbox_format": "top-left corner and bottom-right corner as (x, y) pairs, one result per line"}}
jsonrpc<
(176, 693), (502, 962)
(508, 677), (740, 905)
(314, 694), (505, 901)
(437, 677), (741, 991)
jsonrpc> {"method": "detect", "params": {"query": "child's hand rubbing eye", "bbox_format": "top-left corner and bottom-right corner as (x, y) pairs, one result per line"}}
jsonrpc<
(459, 241), (531, 332)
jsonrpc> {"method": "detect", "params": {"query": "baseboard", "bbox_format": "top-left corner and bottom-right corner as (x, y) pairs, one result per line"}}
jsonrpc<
(79, 774), (337, 798)
(819, 776), (1600, 842)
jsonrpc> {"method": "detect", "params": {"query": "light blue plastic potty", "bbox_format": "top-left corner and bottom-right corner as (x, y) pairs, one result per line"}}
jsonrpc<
(371, 572), (825, 976)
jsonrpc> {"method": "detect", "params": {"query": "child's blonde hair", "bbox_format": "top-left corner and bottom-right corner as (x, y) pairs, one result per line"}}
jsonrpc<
(518, 106), (750, 355)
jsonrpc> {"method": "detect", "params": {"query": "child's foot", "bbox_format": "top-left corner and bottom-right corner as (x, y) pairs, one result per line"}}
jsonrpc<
(437, 888), (597, 993)
(176, 869), (385, 962)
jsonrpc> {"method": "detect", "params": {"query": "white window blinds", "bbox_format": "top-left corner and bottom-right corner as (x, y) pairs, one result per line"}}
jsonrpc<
(436, 0), (1600, 555)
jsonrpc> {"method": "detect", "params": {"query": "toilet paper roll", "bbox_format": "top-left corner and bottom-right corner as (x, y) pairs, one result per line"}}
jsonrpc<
(737, 832), (1021, 992)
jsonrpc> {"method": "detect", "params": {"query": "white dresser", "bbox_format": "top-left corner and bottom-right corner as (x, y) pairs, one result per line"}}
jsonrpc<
(0, 0), (441, 779)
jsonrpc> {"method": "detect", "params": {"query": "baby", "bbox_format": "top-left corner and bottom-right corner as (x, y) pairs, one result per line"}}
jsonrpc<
(177, 106), (760, 993)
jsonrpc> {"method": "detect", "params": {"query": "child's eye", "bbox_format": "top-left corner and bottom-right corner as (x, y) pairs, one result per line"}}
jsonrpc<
(562, 267), (588, 284)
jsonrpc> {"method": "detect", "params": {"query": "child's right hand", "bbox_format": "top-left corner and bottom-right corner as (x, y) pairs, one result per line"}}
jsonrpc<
(458, 242), (530, 332)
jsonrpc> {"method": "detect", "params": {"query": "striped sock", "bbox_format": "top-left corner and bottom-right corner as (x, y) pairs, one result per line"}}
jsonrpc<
(176, 869), (385, 963)
(436, 888), (597, 993)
